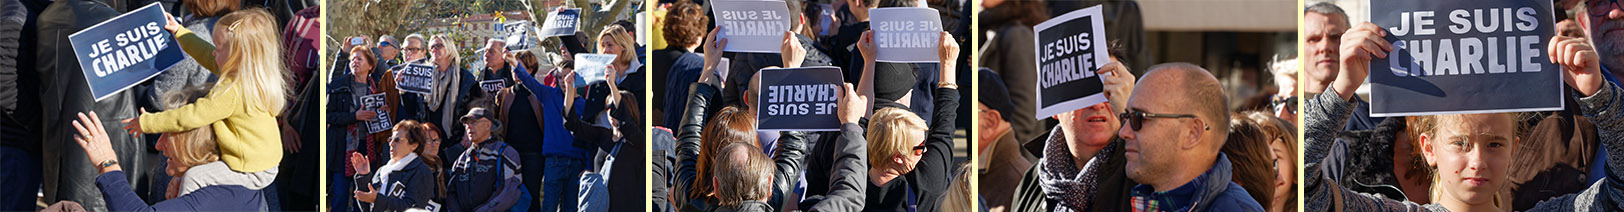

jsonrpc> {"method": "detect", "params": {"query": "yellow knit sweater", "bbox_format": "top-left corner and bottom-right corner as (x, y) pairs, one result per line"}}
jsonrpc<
(139, 27), (282, 172)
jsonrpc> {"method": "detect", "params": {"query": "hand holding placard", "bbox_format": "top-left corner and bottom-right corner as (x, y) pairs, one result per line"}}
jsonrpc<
(782, 31), (805, 68)
(1550, 35), (1603, 96)
(1096, 61), (1134, 115)
(1336, 22), (1387, 100)
(938, 31), (959, 81)
(837, 83), (866, 125)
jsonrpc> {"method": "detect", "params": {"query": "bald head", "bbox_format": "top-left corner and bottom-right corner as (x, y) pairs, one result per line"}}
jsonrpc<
(1140, 63), (1230, 139)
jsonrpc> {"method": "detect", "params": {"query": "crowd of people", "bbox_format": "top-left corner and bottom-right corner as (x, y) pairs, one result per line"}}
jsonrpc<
(649, 0), (973, 210)
(1301, 1), (1624, 211)
(2, 0), (322, 211)
(326, 8), (647, 212)
(975, 1), (1300, 212)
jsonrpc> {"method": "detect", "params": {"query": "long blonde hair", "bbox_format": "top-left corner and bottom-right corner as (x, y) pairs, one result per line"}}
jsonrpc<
(597, 25), (636, 67)
(430, 35), (461, 68)
(214, 8), (292, 114)
(1408, 113), (1528, 209)
(165, 85), (221, 168)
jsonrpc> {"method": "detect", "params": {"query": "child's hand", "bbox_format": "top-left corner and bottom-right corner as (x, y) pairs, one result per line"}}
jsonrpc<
(121, 108), (149, 135)
(162, 13), (182, 34)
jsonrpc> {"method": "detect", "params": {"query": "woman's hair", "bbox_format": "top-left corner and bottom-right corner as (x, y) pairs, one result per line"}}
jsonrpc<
(165, 85), (220, 168)
(867, 107), (928, 169)
(405, 120), (447, 198)
(184, 0), (239, 17)
(692, 106), (759, 200)
(1224, 111), (1279, 209)
(711, 143), (774, 208)
(597, 24), (637, 66)
(1240, 111), (1297, 211)
(351, 45), (376, 69)
(662, 1), (708, 49)
(430, 35), (461, 66)
(514, 50), (539, 75)
(941, 163), (974, 212)
(214, 8), (292, 115)
(1407, 113), (1528, 209)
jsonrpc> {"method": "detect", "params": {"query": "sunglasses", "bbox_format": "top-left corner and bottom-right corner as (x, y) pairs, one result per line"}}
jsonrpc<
(1118, 110), (1199, 131)
(1271, 96), (1298, 115)
(911, 143), (928, 155)
(429, 43), (445, 51)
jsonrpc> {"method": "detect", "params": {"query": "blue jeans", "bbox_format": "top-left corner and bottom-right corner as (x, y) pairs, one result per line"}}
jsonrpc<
(541, 156), (586, 212)
(0, 147), (41, 211)
(330, 172), (351, 212)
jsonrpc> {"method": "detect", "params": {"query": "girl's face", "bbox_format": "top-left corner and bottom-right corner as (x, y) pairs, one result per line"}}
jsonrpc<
(1421, 114), (1516, 207)
(1269, 137), (1296, 206)
(350, 53), (371, 77)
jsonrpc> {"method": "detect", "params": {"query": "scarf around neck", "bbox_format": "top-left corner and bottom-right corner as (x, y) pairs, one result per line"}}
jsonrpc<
(1036, 128), (1118, 212)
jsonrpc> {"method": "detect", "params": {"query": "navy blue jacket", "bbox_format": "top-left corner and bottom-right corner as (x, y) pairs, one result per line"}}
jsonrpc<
(447, 139), (523, 212)
(1128, 153), (1264, 212)
(96, 171), (264, 211)
(355, 156), (436, 212)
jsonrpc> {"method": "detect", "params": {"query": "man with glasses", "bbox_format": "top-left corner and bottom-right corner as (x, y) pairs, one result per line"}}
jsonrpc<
(1115, 63), (1262, 211)
(377, 35), (402, 72)
(1007, 55), (1139, 212)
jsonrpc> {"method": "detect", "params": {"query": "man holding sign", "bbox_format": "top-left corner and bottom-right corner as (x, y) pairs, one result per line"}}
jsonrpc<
(1033, 6), (1110, 119)
(1364, 0), (1564, 116)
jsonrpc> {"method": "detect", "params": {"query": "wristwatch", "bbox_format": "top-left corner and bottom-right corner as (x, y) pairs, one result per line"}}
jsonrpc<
(98, 160), (118, 169)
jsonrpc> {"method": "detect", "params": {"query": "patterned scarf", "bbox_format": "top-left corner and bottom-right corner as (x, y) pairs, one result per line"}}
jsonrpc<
(1036, 128), (1118, 212)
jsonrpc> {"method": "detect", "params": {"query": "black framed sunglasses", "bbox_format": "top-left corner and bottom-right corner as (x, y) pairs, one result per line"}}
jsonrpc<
(1119, 110), (1199, 131)
(1271, 96), (1299, 115)
(1587, 0), (1620, 17)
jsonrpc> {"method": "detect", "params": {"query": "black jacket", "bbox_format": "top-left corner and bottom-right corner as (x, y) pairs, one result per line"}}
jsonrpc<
(864, 87), (958, 212)
(355, 156), (436, 212)
(36, 1), (147, 210)
(795, 123), (869, 211)
(1007, 137), (1136, 212)
(674, 82), (808, 212)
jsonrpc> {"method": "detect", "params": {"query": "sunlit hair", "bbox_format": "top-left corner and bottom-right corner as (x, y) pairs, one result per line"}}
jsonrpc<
(214, 8), (292, 115)
(662, 1), (708, 48)
(514, 50), (540, 75)
(692, 106), (759, 200)
(351, 45), (375, 69)
(867, 107), (928, 169)
(711, 143), (774, 208)
(430, 35), (461, 66)
(941, 163), (974, 212)
(184, 0), (239, 17)
(1407, 113), (1529, 209)
(1239, 111), (1297, 211)
(165, 85), (220, 168)
(597, 24), (637, 66)
(408, 120), (446, 198)
(1224, 112), (1277, 208)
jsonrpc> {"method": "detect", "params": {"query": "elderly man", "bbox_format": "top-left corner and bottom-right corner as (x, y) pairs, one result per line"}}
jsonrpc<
(1303, 3), (1384, 131)
(446, 108), (524, 212)
(1116, 63), (1262, 211)
(479, 38), (514, 87)
(377, 35), (401, 70)
(401, 34), (430, 64)
(1007, 55), (1137, 212)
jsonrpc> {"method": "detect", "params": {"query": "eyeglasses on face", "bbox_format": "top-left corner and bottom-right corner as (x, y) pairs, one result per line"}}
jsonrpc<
(1118, 110), (1199, 131)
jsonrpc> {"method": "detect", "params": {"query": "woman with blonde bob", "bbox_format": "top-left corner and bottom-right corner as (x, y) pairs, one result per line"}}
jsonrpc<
(68, 84), (274, 211)
(123, 7), (292, 175)
(597, 24), (643, 94)
(1304, 28), (1622, 211)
